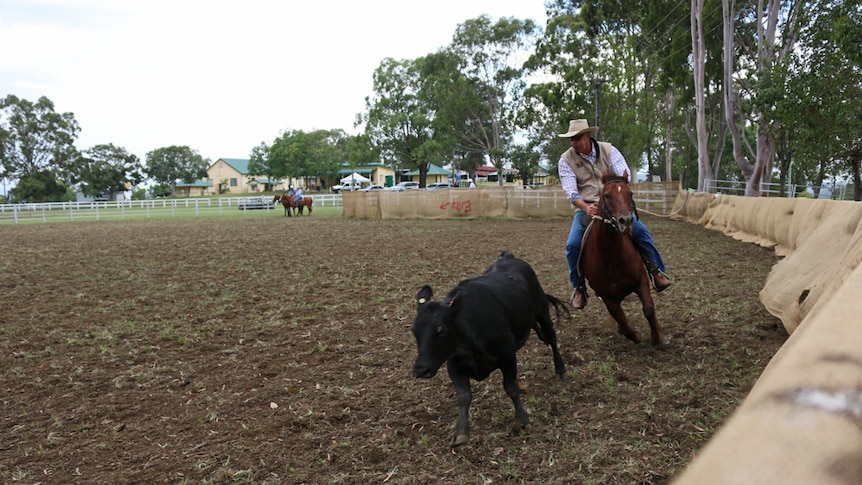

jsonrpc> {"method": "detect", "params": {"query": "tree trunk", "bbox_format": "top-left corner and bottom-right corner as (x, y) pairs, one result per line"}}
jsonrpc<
(664, 88), (675, 182)
(814, 159), (827, 199)
(692, 0), (711, 191)
(723, 0), (755, 192)
(851, 147), (862, 201)
(777, 129), (791, 197)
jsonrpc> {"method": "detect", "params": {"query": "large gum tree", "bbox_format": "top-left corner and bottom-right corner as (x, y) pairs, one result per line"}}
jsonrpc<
(0, 95), (80, 200)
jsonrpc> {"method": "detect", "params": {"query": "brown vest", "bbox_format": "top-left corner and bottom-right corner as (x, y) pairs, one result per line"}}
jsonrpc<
(561, 140), (613, 203)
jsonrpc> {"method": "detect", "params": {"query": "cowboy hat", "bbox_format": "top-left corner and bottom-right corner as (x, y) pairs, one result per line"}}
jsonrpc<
(558, 119), (599, 138)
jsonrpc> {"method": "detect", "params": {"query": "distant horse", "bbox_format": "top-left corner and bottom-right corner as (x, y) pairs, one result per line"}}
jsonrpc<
(294, 196), (313, 216)
(272, 193), (313, 217)
(273, 193), (295, 217)
(580, 171), (669, 348)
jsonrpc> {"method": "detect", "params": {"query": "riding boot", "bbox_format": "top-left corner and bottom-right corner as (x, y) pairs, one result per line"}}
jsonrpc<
(570, 278), (588, 309)
(643, 257), (672, 292)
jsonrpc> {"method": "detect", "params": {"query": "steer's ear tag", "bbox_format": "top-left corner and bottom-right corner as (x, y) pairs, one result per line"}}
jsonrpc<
(448, 297), (457, 307)
(418, 298), (427, 305)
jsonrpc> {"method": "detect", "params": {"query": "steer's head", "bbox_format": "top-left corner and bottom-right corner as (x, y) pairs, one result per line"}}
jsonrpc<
(411, 285), (457, 379)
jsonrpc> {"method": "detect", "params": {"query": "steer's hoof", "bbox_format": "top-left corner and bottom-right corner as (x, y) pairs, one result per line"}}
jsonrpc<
(511, 421), (531, 435)
(451, 434), (469, 447)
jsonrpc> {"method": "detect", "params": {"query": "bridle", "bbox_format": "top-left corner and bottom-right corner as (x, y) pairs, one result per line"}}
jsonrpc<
(597, 178), (639, 233)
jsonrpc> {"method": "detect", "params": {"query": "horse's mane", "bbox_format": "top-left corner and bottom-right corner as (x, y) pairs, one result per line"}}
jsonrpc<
(601, 171), (629, 186)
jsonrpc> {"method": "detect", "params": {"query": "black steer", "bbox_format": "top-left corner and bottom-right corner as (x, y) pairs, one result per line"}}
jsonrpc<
(411, 252), (567, 447)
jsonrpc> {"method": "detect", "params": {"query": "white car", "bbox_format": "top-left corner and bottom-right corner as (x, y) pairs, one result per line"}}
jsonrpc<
(388, 181), (420, 192)
(332, 180), (366, 193)
(426, 182), (454, 190)
(360, 185), (385, 192)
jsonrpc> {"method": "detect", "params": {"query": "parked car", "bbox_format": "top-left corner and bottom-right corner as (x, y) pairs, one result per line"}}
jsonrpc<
(388, 181), (420, 191)
(426, 182), (454, 190)
(332, 180), (366, 193)
(238, 196), (274, 210)
(360, 185), (385, 192)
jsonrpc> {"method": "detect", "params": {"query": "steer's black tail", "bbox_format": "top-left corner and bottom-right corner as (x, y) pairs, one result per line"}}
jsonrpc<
(533, 294), (569, 345)
(535, 294), (568, 378)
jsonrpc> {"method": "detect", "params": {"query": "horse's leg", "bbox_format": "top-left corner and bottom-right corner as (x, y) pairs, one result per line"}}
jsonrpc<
(636, 283), (669, 348)
(602, 298), (641, 344)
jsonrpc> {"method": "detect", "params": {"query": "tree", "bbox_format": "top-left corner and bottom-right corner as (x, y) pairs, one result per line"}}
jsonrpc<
(692, 0), (711, 191)
(247, 141), (280, 191)
(144, 146), (209, 196)
(266, 129), (347, 189)
(0, 95), (80, 182)
(442, 15), (540, 186)
(360, 57), (442, 187)
(527, 1), (696, 183)
(303, 129), (349, 185)
(508, 143), (542, 187)
(346, 133), (378, 167)
(10, 171), (73, 203)
(73, 144), (144, 199)
(780, 0), (862, 199)
(721, 0), (804, 196)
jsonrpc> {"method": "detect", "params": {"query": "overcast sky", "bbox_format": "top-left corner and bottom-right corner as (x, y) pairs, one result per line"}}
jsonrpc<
(0, 0), (548, 165)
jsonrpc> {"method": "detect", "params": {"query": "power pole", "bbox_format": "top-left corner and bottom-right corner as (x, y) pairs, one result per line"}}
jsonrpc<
(592, 78), (608, 132)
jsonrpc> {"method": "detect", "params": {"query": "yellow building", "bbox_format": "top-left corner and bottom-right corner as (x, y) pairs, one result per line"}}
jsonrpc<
(333, 162), (397, 190)
(205, 158), (284, 195)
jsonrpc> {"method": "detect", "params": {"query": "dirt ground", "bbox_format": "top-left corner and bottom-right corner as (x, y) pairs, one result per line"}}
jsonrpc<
(0, 214), (787, 484)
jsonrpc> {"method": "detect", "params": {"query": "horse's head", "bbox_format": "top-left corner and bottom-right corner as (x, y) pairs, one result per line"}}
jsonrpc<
(599, 170), (637, 234)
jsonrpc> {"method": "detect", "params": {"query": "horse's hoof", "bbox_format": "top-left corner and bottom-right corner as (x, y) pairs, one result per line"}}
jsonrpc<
(653, 338), (671, 350)
(451, 434), (469, 447)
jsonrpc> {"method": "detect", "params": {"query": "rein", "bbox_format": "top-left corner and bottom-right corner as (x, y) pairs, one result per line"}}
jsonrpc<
(597, 179), (639, 232)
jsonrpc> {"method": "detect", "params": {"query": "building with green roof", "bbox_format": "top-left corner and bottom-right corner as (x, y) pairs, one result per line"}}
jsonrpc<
(205, 158), (285, 195)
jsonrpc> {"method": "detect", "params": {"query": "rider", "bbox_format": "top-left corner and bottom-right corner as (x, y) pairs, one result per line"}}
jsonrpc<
(558, 119), (671, 309)
(294, 186), (303, 204)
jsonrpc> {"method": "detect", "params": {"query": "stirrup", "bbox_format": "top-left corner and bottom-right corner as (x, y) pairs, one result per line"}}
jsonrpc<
(570, 287), (588, 309)
(650, 269), (672, 292)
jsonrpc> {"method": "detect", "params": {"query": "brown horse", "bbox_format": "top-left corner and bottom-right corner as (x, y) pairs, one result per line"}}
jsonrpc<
(273, 193), (313, 217)
(580, 171), (669, 348)
(273, 193), (295, 217)
(294, 196), (313, 215)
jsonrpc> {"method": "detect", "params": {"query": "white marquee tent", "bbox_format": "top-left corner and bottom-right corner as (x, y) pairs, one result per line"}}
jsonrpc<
(340, 172), (370, 184)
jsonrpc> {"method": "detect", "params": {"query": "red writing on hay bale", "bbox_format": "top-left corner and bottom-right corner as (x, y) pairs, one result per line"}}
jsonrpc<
(440, 200), (472, 213)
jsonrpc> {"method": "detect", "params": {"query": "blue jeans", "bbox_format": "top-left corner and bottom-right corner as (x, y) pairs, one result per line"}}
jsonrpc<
(565, 210), (667, 288)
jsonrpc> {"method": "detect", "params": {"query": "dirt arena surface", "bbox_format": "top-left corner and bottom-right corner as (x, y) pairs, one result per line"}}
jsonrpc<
(0, 214), (787, 484)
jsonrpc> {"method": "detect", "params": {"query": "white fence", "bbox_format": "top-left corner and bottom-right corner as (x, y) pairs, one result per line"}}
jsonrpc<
(704, 179), (850, 199)
(0, 194), (343, 224)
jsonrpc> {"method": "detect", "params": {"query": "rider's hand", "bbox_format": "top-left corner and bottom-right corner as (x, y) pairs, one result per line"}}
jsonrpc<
(587, 203), (598, 217)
